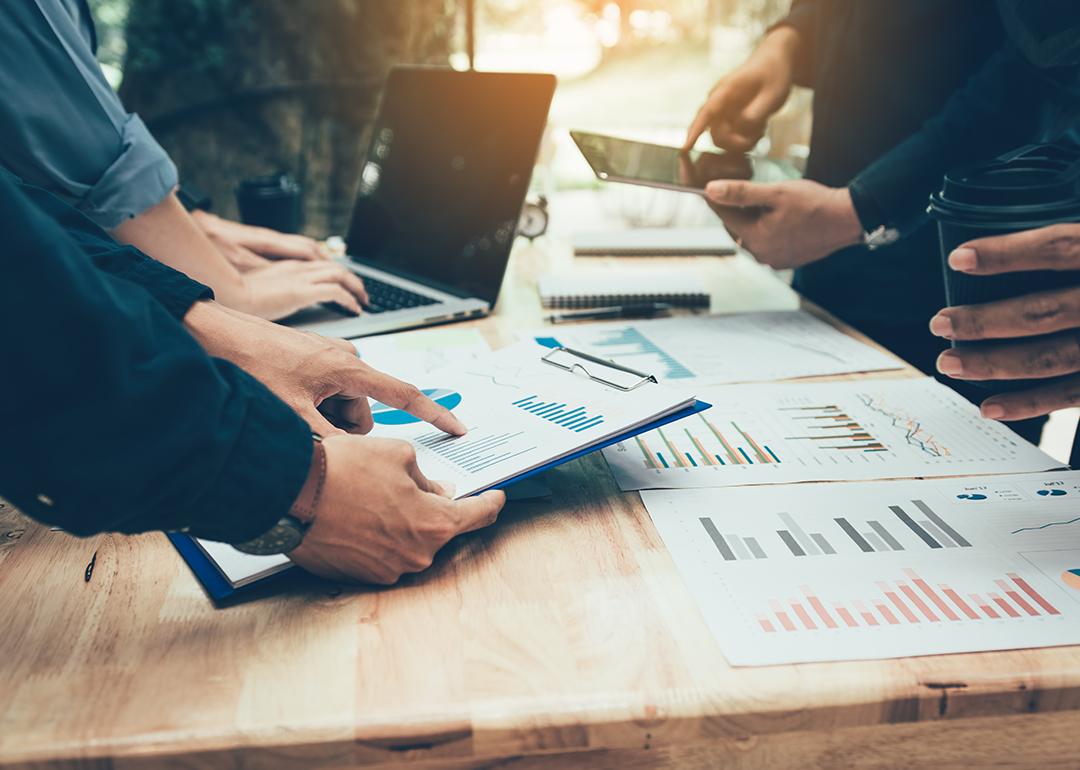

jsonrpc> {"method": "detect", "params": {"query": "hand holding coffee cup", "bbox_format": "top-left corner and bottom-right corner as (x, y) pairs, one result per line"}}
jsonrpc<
(929, 223), (1080, 420)
(927, 143), (1080, 410)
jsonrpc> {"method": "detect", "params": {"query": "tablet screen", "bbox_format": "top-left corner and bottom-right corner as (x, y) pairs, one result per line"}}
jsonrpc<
(571, 130), (754, 192)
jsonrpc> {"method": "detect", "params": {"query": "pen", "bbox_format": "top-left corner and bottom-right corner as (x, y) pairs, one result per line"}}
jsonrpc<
(547, 302), (675, 324)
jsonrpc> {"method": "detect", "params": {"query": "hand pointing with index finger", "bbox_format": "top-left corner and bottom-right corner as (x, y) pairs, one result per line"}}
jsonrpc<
(183, 301), (467, 438)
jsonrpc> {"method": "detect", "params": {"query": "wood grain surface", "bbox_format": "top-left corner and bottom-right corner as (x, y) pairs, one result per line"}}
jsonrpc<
(2, 242), (1075, 770)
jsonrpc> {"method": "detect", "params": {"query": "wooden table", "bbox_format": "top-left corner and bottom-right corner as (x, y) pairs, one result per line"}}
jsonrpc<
(3, 238), (1080, 770)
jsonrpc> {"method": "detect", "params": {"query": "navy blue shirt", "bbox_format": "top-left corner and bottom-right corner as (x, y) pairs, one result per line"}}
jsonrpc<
(0, 174), (312, 543)
(778, 0), (1006, 329)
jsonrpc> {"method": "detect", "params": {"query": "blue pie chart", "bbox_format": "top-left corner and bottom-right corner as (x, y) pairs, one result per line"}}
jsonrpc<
(372, 388), (462, 425)
(1038, 489), (1068, 497)
(957, 493), (988, 501)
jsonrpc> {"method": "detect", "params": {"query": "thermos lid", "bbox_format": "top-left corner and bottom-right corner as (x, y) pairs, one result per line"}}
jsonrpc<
(929, 144), (1080, 226)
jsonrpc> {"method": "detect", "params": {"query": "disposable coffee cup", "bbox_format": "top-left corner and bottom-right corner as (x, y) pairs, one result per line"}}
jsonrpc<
(235, 172), (303, 233)
(928, 143), (1080, 391)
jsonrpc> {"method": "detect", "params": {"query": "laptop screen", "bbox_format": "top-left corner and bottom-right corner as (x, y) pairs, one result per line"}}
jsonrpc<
(345, 67), (555, 304)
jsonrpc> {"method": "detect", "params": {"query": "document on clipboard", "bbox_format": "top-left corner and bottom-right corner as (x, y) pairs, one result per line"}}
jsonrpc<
(174, 340), (706, 600)
(364, 340), (704, 498)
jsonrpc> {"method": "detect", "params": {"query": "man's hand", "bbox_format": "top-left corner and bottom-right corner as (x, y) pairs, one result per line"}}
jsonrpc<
(929, 224), (1080, 420)
(288, 435), (506, 584)
(183, 301), (464, 437)
(703, 179), (863, 269)
(192, 209), (329, 269)
(684, 25), (800, 152)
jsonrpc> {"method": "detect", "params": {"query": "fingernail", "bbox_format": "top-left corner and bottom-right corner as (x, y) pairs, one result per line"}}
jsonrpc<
(929, 314), (954, 339)
(706, 181), (726, 198)
(982, 403), (1006, 419)
(937, 352), (964, 376)
(949, 247), (977, 272)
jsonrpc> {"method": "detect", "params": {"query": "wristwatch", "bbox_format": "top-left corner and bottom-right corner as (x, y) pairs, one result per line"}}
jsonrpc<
(232, 437), (326, 556)
(863, 223), (900, 251)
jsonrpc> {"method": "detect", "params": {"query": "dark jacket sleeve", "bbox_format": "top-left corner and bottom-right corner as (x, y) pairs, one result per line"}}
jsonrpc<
(9, 173), (212, 320)
(0, 173), (311, 544)
(848, 44), (1043, 234)
(771, 0), (819, 88)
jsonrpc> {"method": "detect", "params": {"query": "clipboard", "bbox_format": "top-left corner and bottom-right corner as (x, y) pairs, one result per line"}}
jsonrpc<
(170, 346), (709, 603)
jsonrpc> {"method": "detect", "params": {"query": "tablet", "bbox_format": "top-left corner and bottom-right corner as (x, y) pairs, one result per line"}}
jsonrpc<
(571, 130), (772, 195)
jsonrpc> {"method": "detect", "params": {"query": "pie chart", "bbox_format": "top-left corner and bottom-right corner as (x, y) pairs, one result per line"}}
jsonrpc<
(372, 388), (462, 425)
(1062, 569), (1080, 591)
(1038, 489), (1068, 497)
(956, 493), (988, 501)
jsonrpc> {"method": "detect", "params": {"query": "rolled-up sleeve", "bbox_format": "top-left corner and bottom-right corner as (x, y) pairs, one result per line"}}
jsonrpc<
(0, 0), (177, 229)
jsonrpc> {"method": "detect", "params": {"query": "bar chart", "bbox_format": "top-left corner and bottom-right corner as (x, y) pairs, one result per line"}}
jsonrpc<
(511, 395), (605, 433)
(755, 567), (1059, 634)
(688, 492), (972, 562)
(634, 414), (780, 470)
(413, 428), (538, 475)
(604, 378), (1060, 491)
(643, 473), (1080, 664)
(781, 404), (887, 453)
(699, 517), (769, 561)
(890, 500), (972, 549)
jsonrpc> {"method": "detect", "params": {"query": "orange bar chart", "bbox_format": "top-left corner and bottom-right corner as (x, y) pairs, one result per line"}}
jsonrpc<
(761, 568), (1059, 633)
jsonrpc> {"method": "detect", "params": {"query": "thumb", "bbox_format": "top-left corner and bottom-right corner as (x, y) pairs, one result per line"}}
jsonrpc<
(299, 403), (347, 438)
(450, 489), (506, 535)
(705, 180), (766, 208)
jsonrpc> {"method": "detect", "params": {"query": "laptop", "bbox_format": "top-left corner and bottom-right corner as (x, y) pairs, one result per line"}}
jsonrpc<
(285, 66), (556, 339)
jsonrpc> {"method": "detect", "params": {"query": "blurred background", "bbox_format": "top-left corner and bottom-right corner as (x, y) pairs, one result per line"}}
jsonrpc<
(89, 0), (810, 236)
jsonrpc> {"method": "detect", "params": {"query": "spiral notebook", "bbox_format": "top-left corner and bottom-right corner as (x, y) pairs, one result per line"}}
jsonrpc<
(538, 271), (710, 310)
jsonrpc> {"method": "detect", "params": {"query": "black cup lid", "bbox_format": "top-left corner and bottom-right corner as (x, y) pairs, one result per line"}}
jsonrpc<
(929, 144), (1080, 225)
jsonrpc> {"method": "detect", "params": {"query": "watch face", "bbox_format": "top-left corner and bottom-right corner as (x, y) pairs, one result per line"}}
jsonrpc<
(232, 517), (306, 556)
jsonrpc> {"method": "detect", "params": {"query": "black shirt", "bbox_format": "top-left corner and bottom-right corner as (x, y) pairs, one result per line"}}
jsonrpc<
(779, 0), (1005, 329)
(0, 174), (312, 543)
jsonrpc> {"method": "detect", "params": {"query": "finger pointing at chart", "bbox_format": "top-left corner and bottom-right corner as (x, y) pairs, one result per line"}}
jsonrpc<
(323, 361), (467, 437)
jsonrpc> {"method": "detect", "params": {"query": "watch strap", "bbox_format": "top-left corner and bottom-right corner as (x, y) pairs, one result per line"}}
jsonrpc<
(290, 436), (326, 524)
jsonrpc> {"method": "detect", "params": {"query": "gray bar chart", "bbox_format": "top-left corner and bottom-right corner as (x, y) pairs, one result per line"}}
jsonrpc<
(891, 500), (971, 549)
(697, 499), (970, 563)
(699, 518), (768, 561)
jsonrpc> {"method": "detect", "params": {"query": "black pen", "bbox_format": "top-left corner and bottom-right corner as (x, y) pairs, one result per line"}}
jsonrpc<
(547, 302), (675, 324)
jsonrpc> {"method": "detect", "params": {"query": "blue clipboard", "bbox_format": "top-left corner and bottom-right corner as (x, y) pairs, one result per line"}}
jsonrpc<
(169, 398), (711, 604)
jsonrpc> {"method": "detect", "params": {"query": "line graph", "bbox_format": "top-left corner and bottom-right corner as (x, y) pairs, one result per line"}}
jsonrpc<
(857, 393), (950, 458)
(1011, 516), (1080, 535)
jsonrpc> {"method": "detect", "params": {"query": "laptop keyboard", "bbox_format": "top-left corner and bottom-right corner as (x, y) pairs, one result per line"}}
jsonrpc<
(361, 275), (440, 314)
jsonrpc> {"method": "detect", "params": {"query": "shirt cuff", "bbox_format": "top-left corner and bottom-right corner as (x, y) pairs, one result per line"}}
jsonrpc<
(91, 245), (214, 319)
(848, 177), (889, 233)
(80, 113), (179, 230)
(180, 369), (315, 544)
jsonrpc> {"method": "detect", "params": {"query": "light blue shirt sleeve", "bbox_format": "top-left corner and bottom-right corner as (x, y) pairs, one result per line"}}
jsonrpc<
(0, 0), (178, 229)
